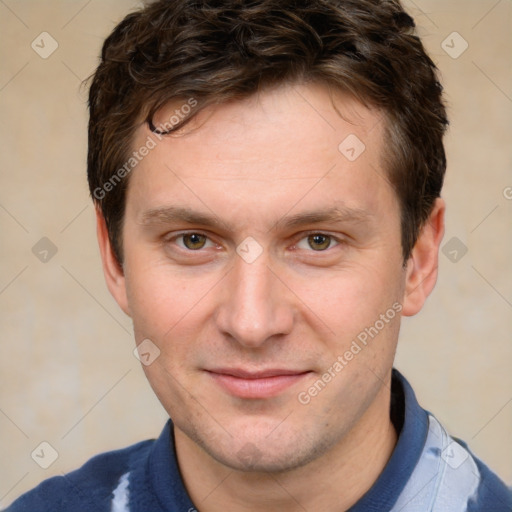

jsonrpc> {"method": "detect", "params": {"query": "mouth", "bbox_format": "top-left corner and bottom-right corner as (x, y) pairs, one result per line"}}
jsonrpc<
(205, 368), (312, 399)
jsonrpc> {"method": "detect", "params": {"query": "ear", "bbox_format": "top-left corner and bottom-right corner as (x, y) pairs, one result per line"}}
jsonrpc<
(95, 207), (131, 317)
(402, 198), (445, 317)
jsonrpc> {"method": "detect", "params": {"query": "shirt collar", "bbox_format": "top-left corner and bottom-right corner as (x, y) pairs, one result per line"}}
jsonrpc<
(146, 368), (428, 512)
(347, 369), (429, 511)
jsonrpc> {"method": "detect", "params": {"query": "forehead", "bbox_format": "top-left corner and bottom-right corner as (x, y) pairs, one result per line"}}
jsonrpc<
(125, 82), (393, 223)
(145, 83), (383, 172)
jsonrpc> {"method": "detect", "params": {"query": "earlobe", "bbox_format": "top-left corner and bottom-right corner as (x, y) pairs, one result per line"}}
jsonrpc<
(95, 208), (131, 317)
(402, 198), (445, 317)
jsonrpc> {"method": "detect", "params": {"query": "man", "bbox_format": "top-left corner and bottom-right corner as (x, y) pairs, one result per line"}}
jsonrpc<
(6, 0), (511, 510)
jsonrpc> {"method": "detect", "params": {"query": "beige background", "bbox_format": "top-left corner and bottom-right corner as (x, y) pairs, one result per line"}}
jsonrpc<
(0, 0), (511, 507)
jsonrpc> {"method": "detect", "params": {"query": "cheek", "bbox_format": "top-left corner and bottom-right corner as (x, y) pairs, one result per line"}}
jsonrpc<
(125, 270), (168, 338)
(296, 262), (404, 331)
(123, 258), (218, 346)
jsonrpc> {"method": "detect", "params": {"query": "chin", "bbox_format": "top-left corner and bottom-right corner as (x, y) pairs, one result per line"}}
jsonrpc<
(192, 420), (336, 474)
(210, 443), (314, 473)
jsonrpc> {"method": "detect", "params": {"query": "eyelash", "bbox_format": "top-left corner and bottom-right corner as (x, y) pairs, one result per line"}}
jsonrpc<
(166, 231), (344, 253)
(294, 233), (340, 251)
(173, 232), (216, 250)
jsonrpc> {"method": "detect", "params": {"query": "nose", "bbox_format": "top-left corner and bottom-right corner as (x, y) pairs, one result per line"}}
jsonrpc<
(215, 255), (294, 348)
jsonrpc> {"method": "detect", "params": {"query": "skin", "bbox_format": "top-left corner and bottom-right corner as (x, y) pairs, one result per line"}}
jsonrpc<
(97, 82), (444, 511)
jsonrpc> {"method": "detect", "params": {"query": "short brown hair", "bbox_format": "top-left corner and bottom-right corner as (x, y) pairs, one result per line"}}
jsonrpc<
(87, 0), (448, 264)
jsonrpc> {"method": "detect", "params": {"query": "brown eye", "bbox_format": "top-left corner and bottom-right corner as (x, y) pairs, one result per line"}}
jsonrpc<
(307, 234), (332, 251)
(182, 233), (208, 250)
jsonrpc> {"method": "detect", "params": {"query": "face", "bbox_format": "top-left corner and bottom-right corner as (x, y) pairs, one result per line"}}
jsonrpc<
(98, 82), (442, 472)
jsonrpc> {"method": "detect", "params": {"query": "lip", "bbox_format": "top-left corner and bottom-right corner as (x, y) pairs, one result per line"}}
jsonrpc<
(206, 368), (312, 399)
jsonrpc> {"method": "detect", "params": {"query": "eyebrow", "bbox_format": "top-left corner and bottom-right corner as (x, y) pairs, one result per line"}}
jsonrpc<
(139, 205), (372, 232)
(140, 206), (228, 229)
(277, 206), (372, 230)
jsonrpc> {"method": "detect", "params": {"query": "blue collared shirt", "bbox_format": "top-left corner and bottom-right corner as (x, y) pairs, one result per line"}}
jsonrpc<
(5, 370), (512, 511)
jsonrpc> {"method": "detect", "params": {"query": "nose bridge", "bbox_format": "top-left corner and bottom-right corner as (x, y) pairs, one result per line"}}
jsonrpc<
(217, 256), (293, 347)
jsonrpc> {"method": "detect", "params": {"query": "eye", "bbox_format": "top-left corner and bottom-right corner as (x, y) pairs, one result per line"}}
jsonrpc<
(296, 233), (339, 251)
(175, 233), (214, 250)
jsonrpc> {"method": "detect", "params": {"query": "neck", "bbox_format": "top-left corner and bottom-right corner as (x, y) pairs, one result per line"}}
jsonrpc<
(174, 381), (397, 512)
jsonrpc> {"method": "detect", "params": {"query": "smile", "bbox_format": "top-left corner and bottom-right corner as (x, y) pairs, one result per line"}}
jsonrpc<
(205, 368), (312, 399)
